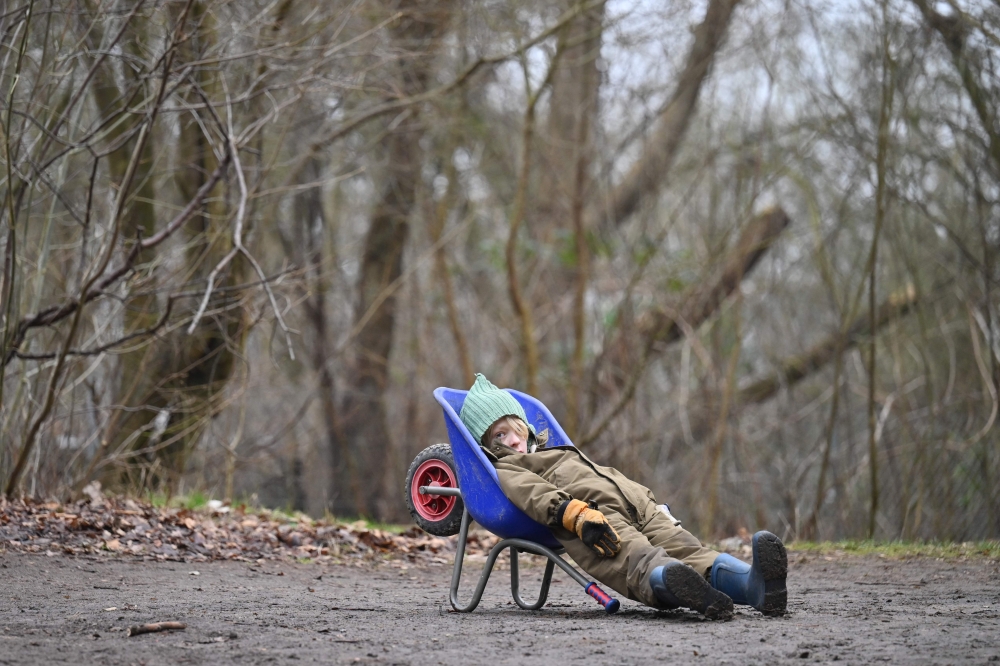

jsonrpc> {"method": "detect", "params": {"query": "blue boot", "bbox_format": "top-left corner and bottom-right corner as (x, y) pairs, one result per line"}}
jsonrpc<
(710, 531), (787, 615)
(650, 562), (734, 620)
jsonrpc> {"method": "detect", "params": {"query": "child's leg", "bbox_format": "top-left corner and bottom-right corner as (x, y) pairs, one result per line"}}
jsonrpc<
(642, 511), (789, 614)
(558, 513), (699, 609)
(639, 509), (720, 579)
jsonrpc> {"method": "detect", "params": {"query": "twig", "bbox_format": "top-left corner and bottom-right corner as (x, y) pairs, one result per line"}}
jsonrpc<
(3, 153), (231, 367)
(43, 0), (150, 154)
(186, 92), (296, 359)
(127, 622), (186, 637)
(282, 0), (609, 187)
(13, 297), (174, 360)
(963, 305), (998, 448)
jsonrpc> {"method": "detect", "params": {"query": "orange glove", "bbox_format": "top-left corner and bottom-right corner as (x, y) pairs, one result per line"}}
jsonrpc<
(559, 499), (621, 558)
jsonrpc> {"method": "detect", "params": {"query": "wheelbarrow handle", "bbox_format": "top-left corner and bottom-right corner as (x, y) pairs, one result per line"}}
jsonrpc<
(418, 486), (462, 497)
(585, 582), (620, 614)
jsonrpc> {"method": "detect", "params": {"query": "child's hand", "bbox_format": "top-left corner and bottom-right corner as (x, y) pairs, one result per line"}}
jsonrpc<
(559, 499), (621, 558)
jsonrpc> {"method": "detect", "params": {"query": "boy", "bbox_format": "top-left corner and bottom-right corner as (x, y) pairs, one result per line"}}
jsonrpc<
(460, 374), (787, 620)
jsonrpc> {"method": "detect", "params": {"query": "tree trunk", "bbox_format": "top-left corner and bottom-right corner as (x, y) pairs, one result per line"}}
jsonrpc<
(540, 0), (605, 437)
(577, 0), (743, 442)
(588, 0), (742, 230)
(293, 158), (350, 515)
(334, 1), (453, 519)
(82, 5), (169, 489)
(93, 1), (248, 493)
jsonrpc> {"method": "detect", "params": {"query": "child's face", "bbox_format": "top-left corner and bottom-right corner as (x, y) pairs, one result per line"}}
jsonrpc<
(488, 417), (528, 454)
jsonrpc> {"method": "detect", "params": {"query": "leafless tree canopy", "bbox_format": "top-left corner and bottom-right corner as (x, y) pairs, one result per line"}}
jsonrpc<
(2, 0), (999, 541)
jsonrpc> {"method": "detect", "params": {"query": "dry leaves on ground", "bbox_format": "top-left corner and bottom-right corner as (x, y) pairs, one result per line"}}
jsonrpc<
(0, 494), (499, 565)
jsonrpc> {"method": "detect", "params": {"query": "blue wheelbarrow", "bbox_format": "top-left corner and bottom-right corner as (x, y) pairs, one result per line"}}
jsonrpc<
(403, 387), (620, 614)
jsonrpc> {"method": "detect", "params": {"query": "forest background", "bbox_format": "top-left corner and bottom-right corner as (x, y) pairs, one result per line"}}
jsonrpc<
(1, 0), (998, 543)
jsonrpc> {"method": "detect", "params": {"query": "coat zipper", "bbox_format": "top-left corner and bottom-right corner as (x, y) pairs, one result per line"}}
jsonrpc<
(561, 446), (640, 524)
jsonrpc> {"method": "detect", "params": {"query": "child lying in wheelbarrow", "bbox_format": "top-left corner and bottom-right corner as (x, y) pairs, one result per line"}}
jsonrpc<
(458, 373), (788, 621)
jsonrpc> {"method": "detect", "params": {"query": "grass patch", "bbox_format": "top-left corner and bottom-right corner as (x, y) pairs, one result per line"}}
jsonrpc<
(179, 491), (209, 510)
(146, 491), (168, 508)
(144, 491), (211, 511)
(363, 520), (411, 534)
(791, 539), (1000, 560)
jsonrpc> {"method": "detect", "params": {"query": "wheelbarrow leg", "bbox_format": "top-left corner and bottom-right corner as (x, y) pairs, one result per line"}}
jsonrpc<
(449, 507), (481, 612)
(446, 508), (620, 614)
(510, 547), (555, 610)
(449, 508), (508, 612)
(502, 539), (622, 614)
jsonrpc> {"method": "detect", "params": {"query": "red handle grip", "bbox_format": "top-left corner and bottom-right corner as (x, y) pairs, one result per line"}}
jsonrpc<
(585, 582), (621, 614)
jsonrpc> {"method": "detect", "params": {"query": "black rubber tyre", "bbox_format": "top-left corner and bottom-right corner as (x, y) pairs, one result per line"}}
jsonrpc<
(404, 443), (464, 537)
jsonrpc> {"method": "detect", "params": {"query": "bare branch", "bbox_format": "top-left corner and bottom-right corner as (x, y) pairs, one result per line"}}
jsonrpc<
(737, 285), (920, 405)
(580, 207), (790, 446)
(592, 0), (742, 229)
(3, 153), (231, 367)
(187, 93), (296, 359)
(283, 0), (609, 185)
(13, 297), (175, 361)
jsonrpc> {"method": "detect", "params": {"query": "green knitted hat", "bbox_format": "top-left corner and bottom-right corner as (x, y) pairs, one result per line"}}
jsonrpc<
(459, 373), (535, 442)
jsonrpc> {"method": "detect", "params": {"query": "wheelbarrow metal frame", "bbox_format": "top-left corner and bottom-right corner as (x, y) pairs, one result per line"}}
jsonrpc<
(420, 485), (618, 613)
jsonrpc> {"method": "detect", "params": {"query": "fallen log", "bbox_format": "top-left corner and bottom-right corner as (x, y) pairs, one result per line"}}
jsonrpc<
(580, 207), (791, 446)
(737, 284), (919, 405)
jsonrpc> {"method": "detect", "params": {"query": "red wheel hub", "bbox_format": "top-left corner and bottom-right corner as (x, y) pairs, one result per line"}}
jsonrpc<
(411, 459), (457, 521)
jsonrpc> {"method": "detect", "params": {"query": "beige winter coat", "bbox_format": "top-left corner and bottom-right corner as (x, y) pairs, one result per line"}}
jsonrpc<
(482, 440), (720, 606)
(482, 441), (661, 535)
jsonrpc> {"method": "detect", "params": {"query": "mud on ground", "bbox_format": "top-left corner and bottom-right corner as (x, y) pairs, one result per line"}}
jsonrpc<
(1, 550), (998, 665)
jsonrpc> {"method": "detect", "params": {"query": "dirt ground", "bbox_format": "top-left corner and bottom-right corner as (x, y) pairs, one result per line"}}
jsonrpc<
(1, 551), (998, 665)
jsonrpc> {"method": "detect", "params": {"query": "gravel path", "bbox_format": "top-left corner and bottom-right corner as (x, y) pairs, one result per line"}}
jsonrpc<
(1, 551), (998, 665)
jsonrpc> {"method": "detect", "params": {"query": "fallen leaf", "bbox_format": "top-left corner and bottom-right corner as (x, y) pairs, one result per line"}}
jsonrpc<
(0, 496), (479, 565)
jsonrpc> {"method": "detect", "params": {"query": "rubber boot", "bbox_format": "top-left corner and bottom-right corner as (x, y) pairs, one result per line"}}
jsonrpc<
(650, 562), (734, 620)
(710, 531), (787, 615)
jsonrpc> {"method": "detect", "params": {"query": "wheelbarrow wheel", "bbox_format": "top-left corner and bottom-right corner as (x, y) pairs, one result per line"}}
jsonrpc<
(405, 443), (464, 537)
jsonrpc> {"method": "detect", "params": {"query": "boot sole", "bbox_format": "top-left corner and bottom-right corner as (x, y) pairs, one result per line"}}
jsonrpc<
(753, 532), (788, 616)
(664, 564), (734, 621)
